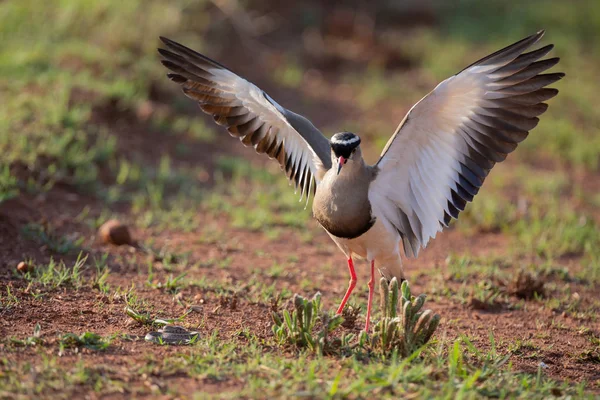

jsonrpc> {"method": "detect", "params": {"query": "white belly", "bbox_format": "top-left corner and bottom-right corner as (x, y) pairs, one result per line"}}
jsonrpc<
(326, 216), (405, 280)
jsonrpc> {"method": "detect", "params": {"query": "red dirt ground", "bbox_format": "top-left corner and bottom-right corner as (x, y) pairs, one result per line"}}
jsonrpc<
(2, 139), (599, 395)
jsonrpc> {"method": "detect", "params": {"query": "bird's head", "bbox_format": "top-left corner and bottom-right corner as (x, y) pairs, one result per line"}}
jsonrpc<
(330, 132), (362, 175)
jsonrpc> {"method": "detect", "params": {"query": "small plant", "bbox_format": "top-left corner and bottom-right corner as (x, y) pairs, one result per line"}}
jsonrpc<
(92, 254), (111, 295)
(125, 306), (192, 327)
(58, 332), (111, 355)
(509, 269), (545, 299)
(272, 293), (345, 355)
(22, 253), (87, 290)
(469, 280), (505, 311)
(369, 278), (440, 356)
(0, 286), (19, 309)
(21, 223), (84, 254)
(147, 272), (187, 294)
(125, 306), (155, 326)
(10, 323), (43, 347)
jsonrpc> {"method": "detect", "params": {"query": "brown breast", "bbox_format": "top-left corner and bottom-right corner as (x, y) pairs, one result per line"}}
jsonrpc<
(312, 164), (377, 239)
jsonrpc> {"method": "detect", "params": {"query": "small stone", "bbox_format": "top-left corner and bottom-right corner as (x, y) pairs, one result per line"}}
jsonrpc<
(99, 220), (133, 246)
(17, 261), (32, 274)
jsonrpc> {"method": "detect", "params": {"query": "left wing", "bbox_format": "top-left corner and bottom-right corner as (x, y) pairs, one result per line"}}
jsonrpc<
(158, 37), (332, 201)
(369, 31), (563, 258)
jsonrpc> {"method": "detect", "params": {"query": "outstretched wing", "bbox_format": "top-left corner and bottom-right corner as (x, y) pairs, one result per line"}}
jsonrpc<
(159, 37), (332, 201)
(369, 31), (563, 258)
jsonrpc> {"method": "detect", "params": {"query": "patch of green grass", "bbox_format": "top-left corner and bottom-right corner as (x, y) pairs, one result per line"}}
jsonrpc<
(515, 166), (569, 198)
(124, 284), (193, 326)
(468, 280), (507, 310)
(206, 157), (312, 232)
(272, 293), (348, 355)
(91, 254), (111, 295)
(0, 356), (129, 398)
(0, 322), (594, 398)
(445, 254), (509, 282)
(265, 263), (287, 279)
(111, 155), (208, 230)
(512, 201), (600, 261)
(21, 223), (84, 255)
(147, 272), (187, 294)
(152, 112), (216, 143)
(8, 324), (43, 348)
(0, 286), (20, 309)
(58, 332), (112, 355)
(22, 253), (88, 290)
(0, 164), (20, 202)
(542, 286), (593, 320)
(458, 180), (600, 285)
(124, 306), (192, 327)
(143, 333), (586, 398)
(508, 339), (541, 358)
(0, 0), (217, 210)
(459, 191), (518, 234)
(244, 278), (293, 305)
(432, 255), (564, 310)
(121, 284), (153, 310)
(578, 333), (600, 364)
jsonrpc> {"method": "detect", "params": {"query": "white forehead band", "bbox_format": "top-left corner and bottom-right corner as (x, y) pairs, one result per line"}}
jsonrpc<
(331, 136), (360, 145)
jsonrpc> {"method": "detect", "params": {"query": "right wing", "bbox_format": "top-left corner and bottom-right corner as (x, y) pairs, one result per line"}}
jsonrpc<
(369, 31), (563, 258)
(159, 37), (332, 201)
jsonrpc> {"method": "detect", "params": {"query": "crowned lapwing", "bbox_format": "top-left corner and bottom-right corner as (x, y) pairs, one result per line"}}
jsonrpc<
(159, 31), (563, 331)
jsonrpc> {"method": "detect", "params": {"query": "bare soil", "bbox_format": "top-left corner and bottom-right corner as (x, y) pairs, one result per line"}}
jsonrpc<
(2, 135), (599, 394)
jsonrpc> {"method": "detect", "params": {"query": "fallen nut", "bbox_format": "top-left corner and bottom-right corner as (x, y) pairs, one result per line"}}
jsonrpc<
(17, 261), (32, 274)
(99, 219), (133, 246)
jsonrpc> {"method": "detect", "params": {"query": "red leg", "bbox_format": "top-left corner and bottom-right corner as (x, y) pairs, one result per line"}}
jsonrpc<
(336, 257), (357, 315)
(365, 260), (375, 332)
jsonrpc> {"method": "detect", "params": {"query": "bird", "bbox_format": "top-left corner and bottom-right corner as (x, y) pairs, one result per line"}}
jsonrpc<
(158, 31), (563, 332)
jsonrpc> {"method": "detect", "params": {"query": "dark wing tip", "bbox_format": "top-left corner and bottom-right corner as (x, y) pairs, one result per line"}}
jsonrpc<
(166, 73), (187, 83)
(157, 48), (175, 58)
(160, 59), (176, 69)
(157, 36), (231, 72)
(159, 36), (173, 46)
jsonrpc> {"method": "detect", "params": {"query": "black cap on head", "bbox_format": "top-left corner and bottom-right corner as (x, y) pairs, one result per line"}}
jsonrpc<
(330, 132), (361, 158)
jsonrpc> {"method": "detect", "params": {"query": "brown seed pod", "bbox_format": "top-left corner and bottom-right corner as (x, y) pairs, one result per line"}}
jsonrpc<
(98, 220), (133, 246)
(17, 261), (32, 274)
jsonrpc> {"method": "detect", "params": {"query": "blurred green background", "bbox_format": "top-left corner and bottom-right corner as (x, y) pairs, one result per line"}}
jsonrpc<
(1, 0), (599, 253)
(2, 0), (599, 257)
(1, 0), (598, 187)
(1, 0), (597, 230)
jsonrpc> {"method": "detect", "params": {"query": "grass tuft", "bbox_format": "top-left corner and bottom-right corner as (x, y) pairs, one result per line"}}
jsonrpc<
(272, 293), (347, 355)
(368, 279), (440, 356)
(22, 253), (88, 290)
(58, 332), (111, 355)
